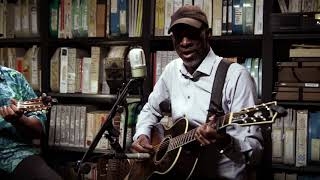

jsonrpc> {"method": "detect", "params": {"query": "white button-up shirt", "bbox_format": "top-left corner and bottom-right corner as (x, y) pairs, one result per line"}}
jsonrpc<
(134, 48), (263, 179)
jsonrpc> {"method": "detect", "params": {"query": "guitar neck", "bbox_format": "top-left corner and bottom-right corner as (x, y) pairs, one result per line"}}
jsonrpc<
(165, 102), (279, 152)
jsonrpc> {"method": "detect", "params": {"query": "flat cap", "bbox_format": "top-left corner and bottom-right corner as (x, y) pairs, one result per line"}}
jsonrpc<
(168, 5), (208, 33)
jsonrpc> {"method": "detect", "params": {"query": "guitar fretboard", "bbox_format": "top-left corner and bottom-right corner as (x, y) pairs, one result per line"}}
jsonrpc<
(166, 114), (231, 152)
(160, 102), (278, 153)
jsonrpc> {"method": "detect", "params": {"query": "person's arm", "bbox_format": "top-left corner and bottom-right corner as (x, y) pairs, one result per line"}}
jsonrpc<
(2, 71), (47, 139)
(131, 65), (172, 152)
(196, 66), (263, 165)
(0, 99), (43, 139)
(225, 68), (263, 166)
(133, 70), (171, 141)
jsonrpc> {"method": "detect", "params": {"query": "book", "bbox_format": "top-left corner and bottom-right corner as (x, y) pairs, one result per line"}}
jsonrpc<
(21, 0), (30, 36)
(272, 116), (284, 163)
(243, 0), (254, 34)
(29, 0), (39, 36)
(154, 0), (165, 36)
(308, 111), (320, 164)
(48, 105), (57, 146)
(227, 0), (233, 34)
(232, 0), (243, 34)
(69, 105), (76, 146)
(74, 106), (82, 147)
(90, 46), (102, 94)
(79, 0), (88, 37)
(88, 0), (97, 37)
(55, 105), (62, 145)
(50, 48), (61, 92)
(119, 0), (128, 35)
(283, 108), (296, 165)
(277, 0), (288, 13)
(71, 0), (81, 38)
(110, 0), (120, 36)
(79, 106), (87, 147)
(96, 0), (106, 37)
(164, 0), (173, 36)
(212, 0), (222, 36)
(58, 0), (66, 38)
(49, 0), (59, 38)
(295, 110), (308, 167)
(81, 57), (91, 94)
(59, 48), (69, 93)
(254, 0), (263, 35)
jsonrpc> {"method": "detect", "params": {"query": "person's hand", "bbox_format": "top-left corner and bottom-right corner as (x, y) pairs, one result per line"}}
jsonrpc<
(195, 115), (230, 147)
(0, 99), (23, 123)
(130, 134), (153, 153)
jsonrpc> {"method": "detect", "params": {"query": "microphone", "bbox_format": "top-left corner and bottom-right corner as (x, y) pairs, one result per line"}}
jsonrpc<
(128, 47), (146, 79)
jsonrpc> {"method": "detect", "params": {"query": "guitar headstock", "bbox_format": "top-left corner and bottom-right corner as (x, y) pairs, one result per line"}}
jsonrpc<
(230, 101), (286, 126)
(17, 94), (58, 113)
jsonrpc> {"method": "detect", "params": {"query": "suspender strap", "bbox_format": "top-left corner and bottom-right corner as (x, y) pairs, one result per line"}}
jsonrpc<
(206, 59), (233, 122)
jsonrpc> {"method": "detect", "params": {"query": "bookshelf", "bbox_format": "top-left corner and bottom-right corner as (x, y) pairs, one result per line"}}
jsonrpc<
(270, 0), (320, 179)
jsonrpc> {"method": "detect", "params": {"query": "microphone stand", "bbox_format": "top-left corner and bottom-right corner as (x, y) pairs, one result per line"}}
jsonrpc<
(76, 78), (141, 179)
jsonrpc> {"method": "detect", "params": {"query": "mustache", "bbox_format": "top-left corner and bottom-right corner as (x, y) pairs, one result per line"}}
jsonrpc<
(177, 47), (197, 53)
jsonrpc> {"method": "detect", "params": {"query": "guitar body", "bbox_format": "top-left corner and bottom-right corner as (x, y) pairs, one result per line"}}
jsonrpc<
(127, 118), (200, 180)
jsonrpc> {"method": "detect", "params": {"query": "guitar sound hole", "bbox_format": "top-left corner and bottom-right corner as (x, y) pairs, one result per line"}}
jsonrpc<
(155, 137), (170, 162)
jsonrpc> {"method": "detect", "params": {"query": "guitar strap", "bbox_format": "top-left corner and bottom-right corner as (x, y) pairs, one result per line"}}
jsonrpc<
(206, 58), (233, 122)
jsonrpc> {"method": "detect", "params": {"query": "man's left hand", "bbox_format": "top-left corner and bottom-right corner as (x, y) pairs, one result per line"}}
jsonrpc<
(0, 99), (24, 123)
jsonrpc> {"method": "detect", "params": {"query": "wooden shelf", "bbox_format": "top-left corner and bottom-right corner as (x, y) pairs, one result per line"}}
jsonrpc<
(151, 35), (263, 41)
(273, 34), (320, 40)
(49, 145), (108, 154)
(277, 101), (320, 107)
(0, 37), (41, 46)
(47, 92), (141, 105)
(150, 35), (263, 57)
(272, 164), (320, 174)
(47, 37), (144, 47)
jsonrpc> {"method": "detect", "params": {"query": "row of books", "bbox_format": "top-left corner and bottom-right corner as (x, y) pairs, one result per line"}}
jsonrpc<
(0, 0), (39, 38)
(154, 0), (264, 36)
(50, 46), (128, 94)
(49, 0), (143, 39)
(151, 50), (179, 85)
(274, 172), (320, 180)
(277, 0), (319, 13)
(48, 103), (139, 150)
(272, 108), (320, 167)
(275, 44), (320, 101)
(289, 44), (320, 58)
(0, 46), (41, 90)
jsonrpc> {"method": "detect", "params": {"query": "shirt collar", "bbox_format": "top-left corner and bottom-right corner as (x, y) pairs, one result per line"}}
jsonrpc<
(179, 48), (218, 78)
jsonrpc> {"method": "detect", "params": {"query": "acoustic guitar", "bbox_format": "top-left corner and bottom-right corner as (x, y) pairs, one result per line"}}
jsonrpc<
(126, 101), (286, 180)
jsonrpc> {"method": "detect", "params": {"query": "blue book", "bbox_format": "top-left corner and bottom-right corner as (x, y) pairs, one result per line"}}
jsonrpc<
(308, 111), (320, 164)
(110, 0), (120, 36)
(232, 0), (243, 34)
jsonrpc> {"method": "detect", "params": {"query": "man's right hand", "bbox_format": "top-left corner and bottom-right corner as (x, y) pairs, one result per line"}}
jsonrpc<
(130, 134), (153, 153)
